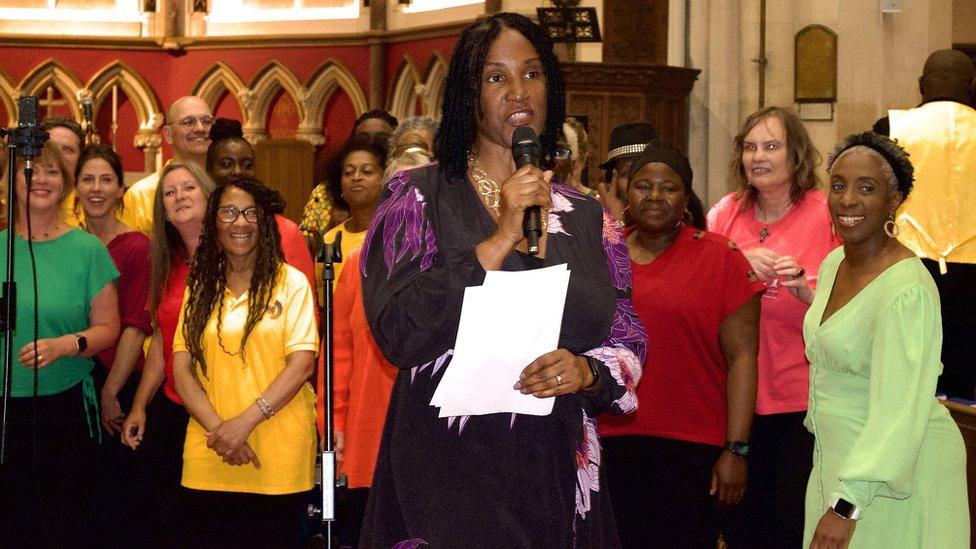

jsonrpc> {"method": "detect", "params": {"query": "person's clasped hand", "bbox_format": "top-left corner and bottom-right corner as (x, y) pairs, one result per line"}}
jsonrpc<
(207, 415), (262, 469)
(514, 349), (594, 398)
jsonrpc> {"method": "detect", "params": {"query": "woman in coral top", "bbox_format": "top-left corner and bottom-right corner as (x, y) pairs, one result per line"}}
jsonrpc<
(707, 106), (840, 548)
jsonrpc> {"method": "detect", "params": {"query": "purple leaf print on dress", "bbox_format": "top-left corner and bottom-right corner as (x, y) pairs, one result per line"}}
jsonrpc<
(609, 299), (647, 365)
(601, 210), (630, 291)
(574, 413), (601, 526)
(361, 168), (438, 278)
(585, 346), (642, 414)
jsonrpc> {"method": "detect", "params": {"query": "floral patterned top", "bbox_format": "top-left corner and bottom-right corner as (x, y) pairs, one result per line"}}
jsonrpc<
(359, 162), (646, 548)
(299, 182), (334, 239)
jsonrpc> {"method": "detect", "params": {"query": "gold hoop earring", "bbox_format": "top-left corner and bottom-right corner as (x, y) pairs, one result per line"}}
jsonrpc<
(884, 214), (898, 238)
(682, 209), (693, 225)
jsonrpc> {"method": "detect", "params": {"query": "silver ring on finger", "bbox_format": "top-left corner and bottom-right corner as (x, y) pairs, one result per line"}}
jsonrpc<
(36, 354), (44, 362)
(556, 374), (563, 385)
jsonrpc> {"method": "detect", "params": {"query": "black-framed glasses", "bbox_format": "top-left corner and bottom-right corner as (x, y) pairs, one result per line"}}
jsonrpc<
(217, 205), (260, 223)
(174, 115), (215, 128)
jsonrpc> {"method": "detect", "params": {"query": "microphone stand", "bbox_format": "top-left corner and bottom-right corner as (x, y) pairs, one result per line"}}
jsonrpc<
(0, 106), (46, 464)
(0, 127), (17, 464)
(307, 231), (345, 548)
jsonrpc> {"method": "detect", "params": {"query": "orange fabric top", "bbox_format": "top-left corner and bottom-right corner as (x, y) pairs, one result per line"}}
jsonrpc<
(328, 249), (397, 488)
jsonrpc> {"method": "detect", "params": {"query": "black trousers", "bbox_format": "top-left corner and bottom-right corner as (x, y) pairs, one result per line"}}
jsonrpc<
(182, 488), (311, 548)
(603, 435), (724, 549)
(137, 394), (190, 548)
(0, 381), (97, 549)
(722, 411), (813, 549)
(921, 258), (976, 399)
(91, 365), (146, 545)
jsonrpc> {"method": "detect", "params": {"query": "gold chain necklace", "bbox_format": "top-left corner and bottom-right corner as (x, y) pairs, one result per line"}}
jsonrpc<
(468, 152), (501, 214)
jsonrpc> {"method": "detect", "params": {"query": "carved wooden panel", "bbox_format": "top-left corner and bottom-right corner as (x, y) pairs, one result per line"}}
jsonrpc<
(254, 138), (314, 223)
(561, 62), (699, 182)
(602, 0), (668, 65)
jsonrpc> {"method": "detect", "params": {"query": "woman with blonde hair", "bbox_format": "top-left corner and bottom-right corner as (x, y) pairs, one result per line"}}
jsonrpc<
(121, 160), (216, 547)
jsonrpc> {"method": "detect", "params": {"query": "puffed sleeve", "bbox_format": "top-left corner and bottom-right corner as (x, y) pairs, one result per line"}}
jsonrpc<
(832, 284), (943, 510)
(332, 251), (359, 433)
(361, 167), (488, 369)
(579, 209), (647, 416)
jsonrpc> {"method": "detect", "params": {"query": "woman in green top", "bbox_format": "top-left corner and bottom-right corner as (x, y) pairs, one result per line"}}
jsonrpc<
(0, 140), (120, 546)
(803, 132), (969, 548)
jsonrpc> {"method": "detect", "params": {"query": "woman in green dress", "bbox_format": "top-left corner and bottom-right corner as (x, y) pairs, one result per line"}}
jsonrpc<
(803, 132), (969, 548)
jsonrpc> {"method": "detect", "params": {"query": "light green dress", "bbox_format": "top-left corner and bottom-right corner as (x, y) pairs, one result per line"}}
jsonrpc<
(802, 247), (969, 548)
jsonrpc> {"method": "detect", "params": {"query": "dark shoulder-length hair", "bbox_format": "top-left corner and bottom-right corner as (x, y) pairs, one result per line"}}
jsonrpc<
(729, 106), (821, 205)
(327, 133), (389, 211)
(434, 12), (566, 178)
(181, 177), (283, 375)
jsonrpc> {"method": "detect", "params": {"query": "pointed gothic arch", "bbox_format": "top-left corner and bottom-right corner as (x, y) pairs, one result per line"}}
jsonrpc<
(84, 61), (164, 150)
(191, 62), (250, 124)
(18, 59), (85, 121)
(303, 59), (368, 146)
(421, 53), (448, 120)
(247, 61), (306, 143)
(387, 56), (423, 121)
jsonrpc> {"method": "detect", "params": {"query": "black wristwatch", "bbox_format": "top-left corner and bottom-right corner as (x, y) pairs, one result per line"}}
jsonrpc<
(75, 334), (88, 355)
(725, 440), (751, 458)
(583, 355), (601, 390)
(830, 497), (862, 520)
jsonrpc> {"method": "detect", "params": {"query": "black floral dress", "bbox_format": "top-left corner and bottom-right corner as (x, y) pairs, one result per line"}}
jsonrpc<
(360, 162), (647, 548)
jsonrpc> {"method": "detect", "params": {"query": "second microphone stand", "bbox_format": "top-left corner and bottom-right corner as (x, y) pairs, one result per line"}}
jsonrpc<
(307, 231), (346, 549)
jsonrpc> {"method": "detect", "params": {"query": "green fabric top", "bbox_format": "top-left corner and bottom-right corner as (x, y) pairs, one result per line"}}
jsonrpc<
(0, 228), (119, 396)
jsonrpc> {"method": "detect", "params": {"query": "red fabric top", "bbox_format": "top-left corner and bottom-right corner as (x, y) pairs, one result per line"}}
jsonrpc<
(706, 190), (841, 414)
(158, 256), (190, 405)
(330, 249), (397, 488)
(276, 214), (316, 295)
(97, 231), (152, 371)
(599, 226), (764, 446)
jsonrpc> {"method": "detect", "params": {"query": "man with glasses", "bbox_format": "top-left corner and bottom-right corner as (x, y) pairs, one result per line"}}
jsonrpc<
(121, 95), (214, 235)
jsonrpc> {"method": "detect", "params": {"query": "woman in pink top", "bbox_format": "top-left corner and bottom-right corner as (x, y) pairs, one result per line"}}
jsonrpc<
(707, 106), (840, 548)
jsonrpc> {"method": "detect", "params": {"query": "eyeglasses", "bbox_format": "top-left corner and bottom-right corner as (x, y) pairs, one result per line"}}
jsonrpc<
(554, 148), (571, 160)
(217, 205), (260, 223)
(174, 115), (215, 128)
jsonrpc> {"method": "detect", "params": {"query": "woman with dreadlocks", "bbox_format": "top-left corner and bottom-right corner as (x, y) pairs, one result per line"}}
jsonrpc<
(172, 178), (318, 546)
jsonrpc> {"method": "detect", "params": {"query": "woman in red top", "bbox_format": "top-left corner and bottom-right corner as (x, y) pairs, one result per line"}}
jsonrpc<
(600, 139), (763, 547)
(75, 145), (153, 542)
(706, 106), (840, 548)
(121, 161), (215, 548)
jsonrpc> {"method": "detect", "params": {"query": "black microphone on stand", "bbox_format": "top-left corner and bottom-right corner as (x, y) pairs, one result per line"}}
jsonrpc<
(13, 96), (45, 172)
(511, 126), (542, 256)
(80, 96), (94, 146)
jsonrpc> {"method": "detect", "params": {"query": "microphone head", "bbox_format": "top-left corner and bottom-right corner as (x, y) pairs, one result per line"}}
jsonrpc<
(511, 126), (538, 151)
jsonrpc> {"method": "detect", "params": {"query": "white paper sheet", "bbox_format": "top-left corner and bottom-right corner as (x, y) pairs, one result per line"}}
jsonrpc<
(430, 264), (570, 418)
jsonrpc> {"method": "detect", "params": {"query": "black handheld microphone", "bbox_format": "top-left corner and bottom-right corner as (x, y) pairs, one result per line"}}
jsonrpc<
(511, 126), (542, 256)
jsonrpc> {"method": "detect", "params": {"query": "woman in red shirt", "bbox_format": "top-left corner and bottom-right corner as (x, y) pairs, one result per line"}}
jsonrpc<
(600, 139), (763, 547)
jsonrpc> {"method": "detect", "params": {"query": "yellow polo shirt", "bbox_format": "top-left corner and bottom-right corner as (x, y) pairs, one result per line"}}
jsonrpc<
(120, 168), (162, 237)
(173, 264), (319, 495)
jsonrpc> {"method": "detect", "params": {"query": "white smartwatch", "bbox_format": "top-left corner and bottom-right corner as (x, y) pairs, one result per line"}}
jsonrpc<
(830, 497), (862, 520)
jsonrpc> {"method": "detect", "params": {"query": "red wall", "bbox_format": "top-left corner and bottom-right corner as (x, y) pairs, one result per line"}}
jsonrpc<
(0, 36), (458, 176)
